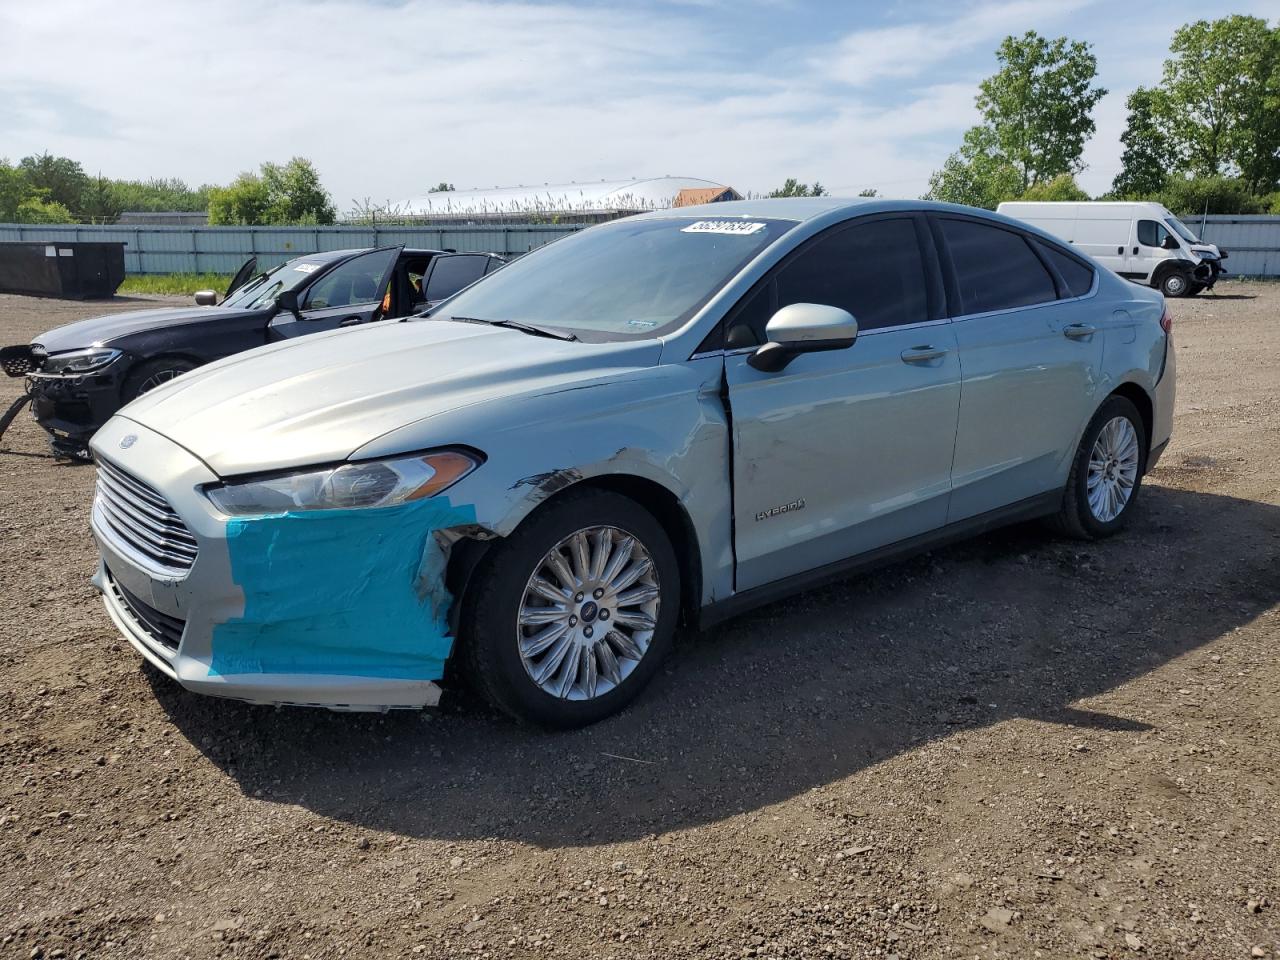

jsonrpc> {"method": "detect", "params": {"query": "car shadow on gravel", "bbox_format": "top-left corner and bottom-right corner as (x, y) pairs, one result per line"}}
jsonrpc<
(151, 484), (1280, 848)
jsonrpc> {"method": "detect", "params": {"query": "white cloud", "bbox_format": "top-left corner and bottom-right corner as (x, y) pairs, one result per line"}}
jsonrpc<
(1, 0), (1268, 207)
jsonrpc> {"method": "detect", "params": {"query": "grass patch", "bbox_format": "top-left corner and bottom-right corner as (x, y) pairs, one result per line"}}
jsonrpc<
(118, 273), (231, 296)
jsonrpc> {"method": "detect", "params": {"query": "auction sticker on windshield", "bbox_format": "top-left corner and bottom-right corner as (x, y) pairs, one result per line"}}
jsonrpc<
(294, 263), (320, 274)
(681, 221), (767, 236)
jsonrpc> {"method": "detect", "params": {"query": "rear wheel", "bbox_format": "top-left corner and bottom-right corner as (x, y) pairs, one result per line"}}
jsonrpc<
(1049, 395), (1147, 540)
(461, 489), (680, 728)
(122, 357), (196, 403)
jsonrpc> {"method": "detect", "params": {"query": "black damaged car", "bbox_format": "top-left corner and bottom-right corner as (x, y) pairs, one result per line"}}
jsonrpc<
(0, 245), (504, 458)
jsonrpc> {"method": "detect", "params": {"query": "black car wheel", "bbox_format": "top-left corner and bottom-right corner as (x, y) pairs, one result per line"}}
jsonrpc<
(461, 489), (681, 728)
(122, 358), (196, 403)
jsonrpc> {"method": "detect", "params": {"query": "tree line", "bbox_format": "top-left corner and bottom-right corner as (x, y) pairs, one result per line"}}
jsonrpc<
(923, 15), (1280, 215)
(0, 154), (336, 226)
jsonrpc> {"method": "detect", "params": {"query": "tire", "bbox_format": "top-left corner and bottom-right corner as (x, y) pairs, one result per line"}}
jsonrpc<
(121, 357), (197, 403)
(461, 489), (680, 728)
(1159, 270), (1191, 298)
(1048, 395), (1148, 540)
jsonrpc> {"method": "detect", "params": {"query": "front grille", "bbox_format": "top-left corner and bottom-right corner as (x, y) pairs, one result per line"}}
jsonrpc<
(106, 568), (185, 651)
(94, 458), (198, 575)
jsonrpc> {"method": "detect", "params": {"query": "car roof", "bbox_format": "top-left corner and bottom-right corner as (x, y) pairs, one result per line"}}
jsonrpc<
(629, 196), (1041, 228)
(291, 247), (451, 263)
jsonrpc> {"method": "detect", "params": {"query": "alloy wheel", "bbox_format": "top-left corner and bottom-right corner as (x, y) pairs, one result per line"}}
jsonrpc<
(1086, 416), (1140, 522)
(517, 525), (660, 701)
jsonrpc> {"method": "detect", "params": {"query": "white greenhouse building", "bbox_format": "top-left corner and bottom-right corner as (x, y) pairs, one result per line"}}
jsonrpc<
(401, 176), (740, 223)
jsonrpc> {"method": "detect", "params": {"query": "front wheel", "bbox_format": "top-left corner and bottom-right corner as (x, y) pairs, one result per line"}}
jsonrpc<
(1048, 395), (1148, 540)
(1159, 271), (1191, 298)
(122, 357), (197, 403)
(461, 489), (680, 727)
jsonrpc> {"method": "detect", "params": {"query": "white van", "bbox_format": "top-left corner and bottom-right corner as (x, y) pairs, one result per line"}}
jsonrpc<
(996, 201), (1227, 297)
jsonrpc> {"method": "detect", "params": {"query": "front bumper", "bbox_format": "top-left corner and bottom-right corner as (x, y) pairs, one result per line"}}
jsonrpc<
(27, 367), (126, 443)
(89, 417), (454, 711)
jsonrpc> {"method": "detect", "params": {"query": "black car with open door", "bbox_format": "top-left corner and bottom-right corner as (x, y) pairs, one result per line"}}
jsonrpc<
(0, 246), (504, 458)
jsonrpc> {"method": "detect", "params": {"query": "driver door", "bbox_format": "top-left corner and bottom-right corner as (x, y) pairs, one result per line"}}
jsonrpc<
(724, 215), (961, 591)
(1126, 219), (1173, 282)
(269, 246), (402, 340)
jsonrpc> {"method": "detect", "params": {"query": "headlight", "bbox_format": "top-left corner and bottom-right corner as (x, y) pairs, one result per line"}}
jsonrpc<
(42, 347), (122, 374)
(206, 450), (480, 517)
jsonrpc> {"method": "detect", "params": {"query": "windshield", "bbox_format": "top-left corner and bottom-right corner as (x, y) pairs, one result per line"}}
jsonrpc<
(427, 216), (794, 340)
(221, 256), (332, 309)
(1165, 216), (1201, 244)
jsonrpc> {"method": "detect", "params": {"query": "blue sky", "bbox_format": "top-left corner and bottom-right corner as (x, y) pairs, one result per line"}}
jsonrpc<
(1, 0), (1277, 213)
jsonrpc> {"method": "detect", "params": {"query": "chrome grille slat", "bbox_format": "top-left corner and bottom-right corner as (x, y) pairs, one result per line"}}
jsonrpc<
(96, 480), (197, 547)
(93, 457), (198, 576)
(107, 568), (184, 652)
(96, 497), (198, 564)
(97, 458), (173, 511)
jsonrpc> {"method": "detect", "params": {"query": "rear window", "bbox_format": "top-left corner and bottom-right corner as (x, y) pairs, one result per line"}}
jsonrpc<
(1037, 241), (1095, 298)
(940, 218), (1056, 315)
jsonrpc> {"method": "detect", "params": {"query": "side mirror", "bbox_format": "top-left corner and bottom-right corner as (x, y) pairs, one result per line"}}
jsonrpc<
(276, 289), (304, 320)
(1162, 235), (1179, 250)
(747, 303), (858, 372)
(194, 290), (217, 306)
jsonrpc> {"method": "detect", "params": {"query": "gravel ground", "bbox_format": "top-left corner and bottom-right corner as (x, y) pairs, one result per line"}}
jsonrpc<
(0, 284), (1277, 960)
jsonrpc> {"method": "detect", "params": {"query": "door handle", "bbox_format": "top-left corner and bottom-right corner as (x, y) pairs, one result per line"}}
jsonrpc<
(339, 316), (364, 327)
(900, 346), (947, 364)
(1063, 323), (1097, 340)
(1117, 246), (1124, 255)
(1132, 246), (1139, 255)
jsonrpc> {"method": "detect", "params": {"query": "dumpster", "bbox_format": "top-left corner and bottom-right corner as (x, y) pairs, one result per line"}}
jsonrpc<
(0, 241), (126, 299)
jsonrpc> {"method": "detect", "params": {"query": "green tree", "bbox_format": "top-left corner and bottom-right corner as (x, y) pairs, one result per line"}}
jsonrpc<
(1157, 174), (1266, 216)
(110, 177), (212, 213)
(975, 32), (1107, 192)
(924, 126), (1023, 209)
(1155, 15), (1280, 193)
(1019, 173), (1090, 201)
(16, 197), (75, 224)
(429, 182), (455, 193)
(207, 172), (271, 225)
(260, 157), (336, 225)
(1111, 87), (1173, 198)
(0, 160), (29, 222)
(18, 152), (90, 219)
(81, 175), (122, 223)
(768, 178), (827, 198)
(208, 158), (335, 225)
(857, 188), (880, 197)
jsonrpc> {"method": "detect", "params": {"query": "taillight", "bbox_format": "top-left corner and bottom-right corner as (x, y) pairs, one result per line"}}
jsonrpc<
(1159, 307), (1173, 335)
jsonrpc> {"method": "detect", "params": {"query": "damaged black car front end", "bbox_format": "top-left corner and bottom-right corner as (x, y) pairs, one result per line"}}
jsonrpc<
(1, 343), (130, 458)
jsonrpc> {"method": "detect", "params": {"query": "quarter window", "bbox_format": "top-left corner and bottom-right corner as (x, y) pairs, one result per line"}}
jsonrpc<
(940, 218), (1056, 315)
(1037, 241), (1095, 298)
(424, 255), (490, 302)
(774, 218), (928, 333)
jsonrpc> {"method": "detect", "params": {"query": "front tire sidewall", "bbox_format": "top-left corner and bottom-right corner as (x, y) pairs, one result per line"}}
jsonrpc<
(1160, 271), (1189, 298)
(464, 491), (681, 728)
(1067, 397), (1148, 539)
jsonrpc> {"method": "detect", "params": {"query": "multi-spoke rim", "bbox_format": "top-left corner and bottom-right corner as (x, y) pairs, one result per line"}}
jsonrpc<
(1087, 416), (1140, 522)
(517, 525), (660, 701)
(137, 368), (185, 394)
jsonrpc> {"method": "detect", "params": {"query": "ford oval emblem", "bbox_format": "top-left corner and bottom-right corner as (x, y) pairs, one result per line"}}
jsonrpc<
(119, 434), (137, 449)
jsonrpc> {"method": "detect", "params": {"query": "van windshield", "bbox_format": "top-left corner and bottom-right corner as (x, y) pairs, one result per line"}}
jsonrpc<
(1165, 216), (1201, 244)
(425, 216), (794, 341)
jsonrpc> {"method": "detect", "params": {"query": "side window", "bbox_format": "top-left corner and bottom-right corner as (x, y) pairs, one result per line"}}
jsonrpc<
(939, 218), (1056, 315)
(425, 255), (489, 301)
(303, 249), (398, 310)
(1136, 219), (1170, 249)
(774, 218), (928, 332)
(1037, 241), (1095, 298)
(725, 281), (774, 348)
(484, 256), (505, 275)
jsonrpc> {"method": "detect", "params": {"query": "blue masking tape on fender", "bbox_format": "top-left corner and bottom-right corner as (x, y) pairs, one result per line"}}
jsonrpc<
(208, 496), (476, 679)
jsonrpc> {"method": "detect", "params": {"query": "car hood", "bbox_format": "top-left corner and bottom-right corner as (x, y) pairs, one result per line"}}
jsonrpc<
(117, 320), (662, 477)
(33, 306), (261, 353)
